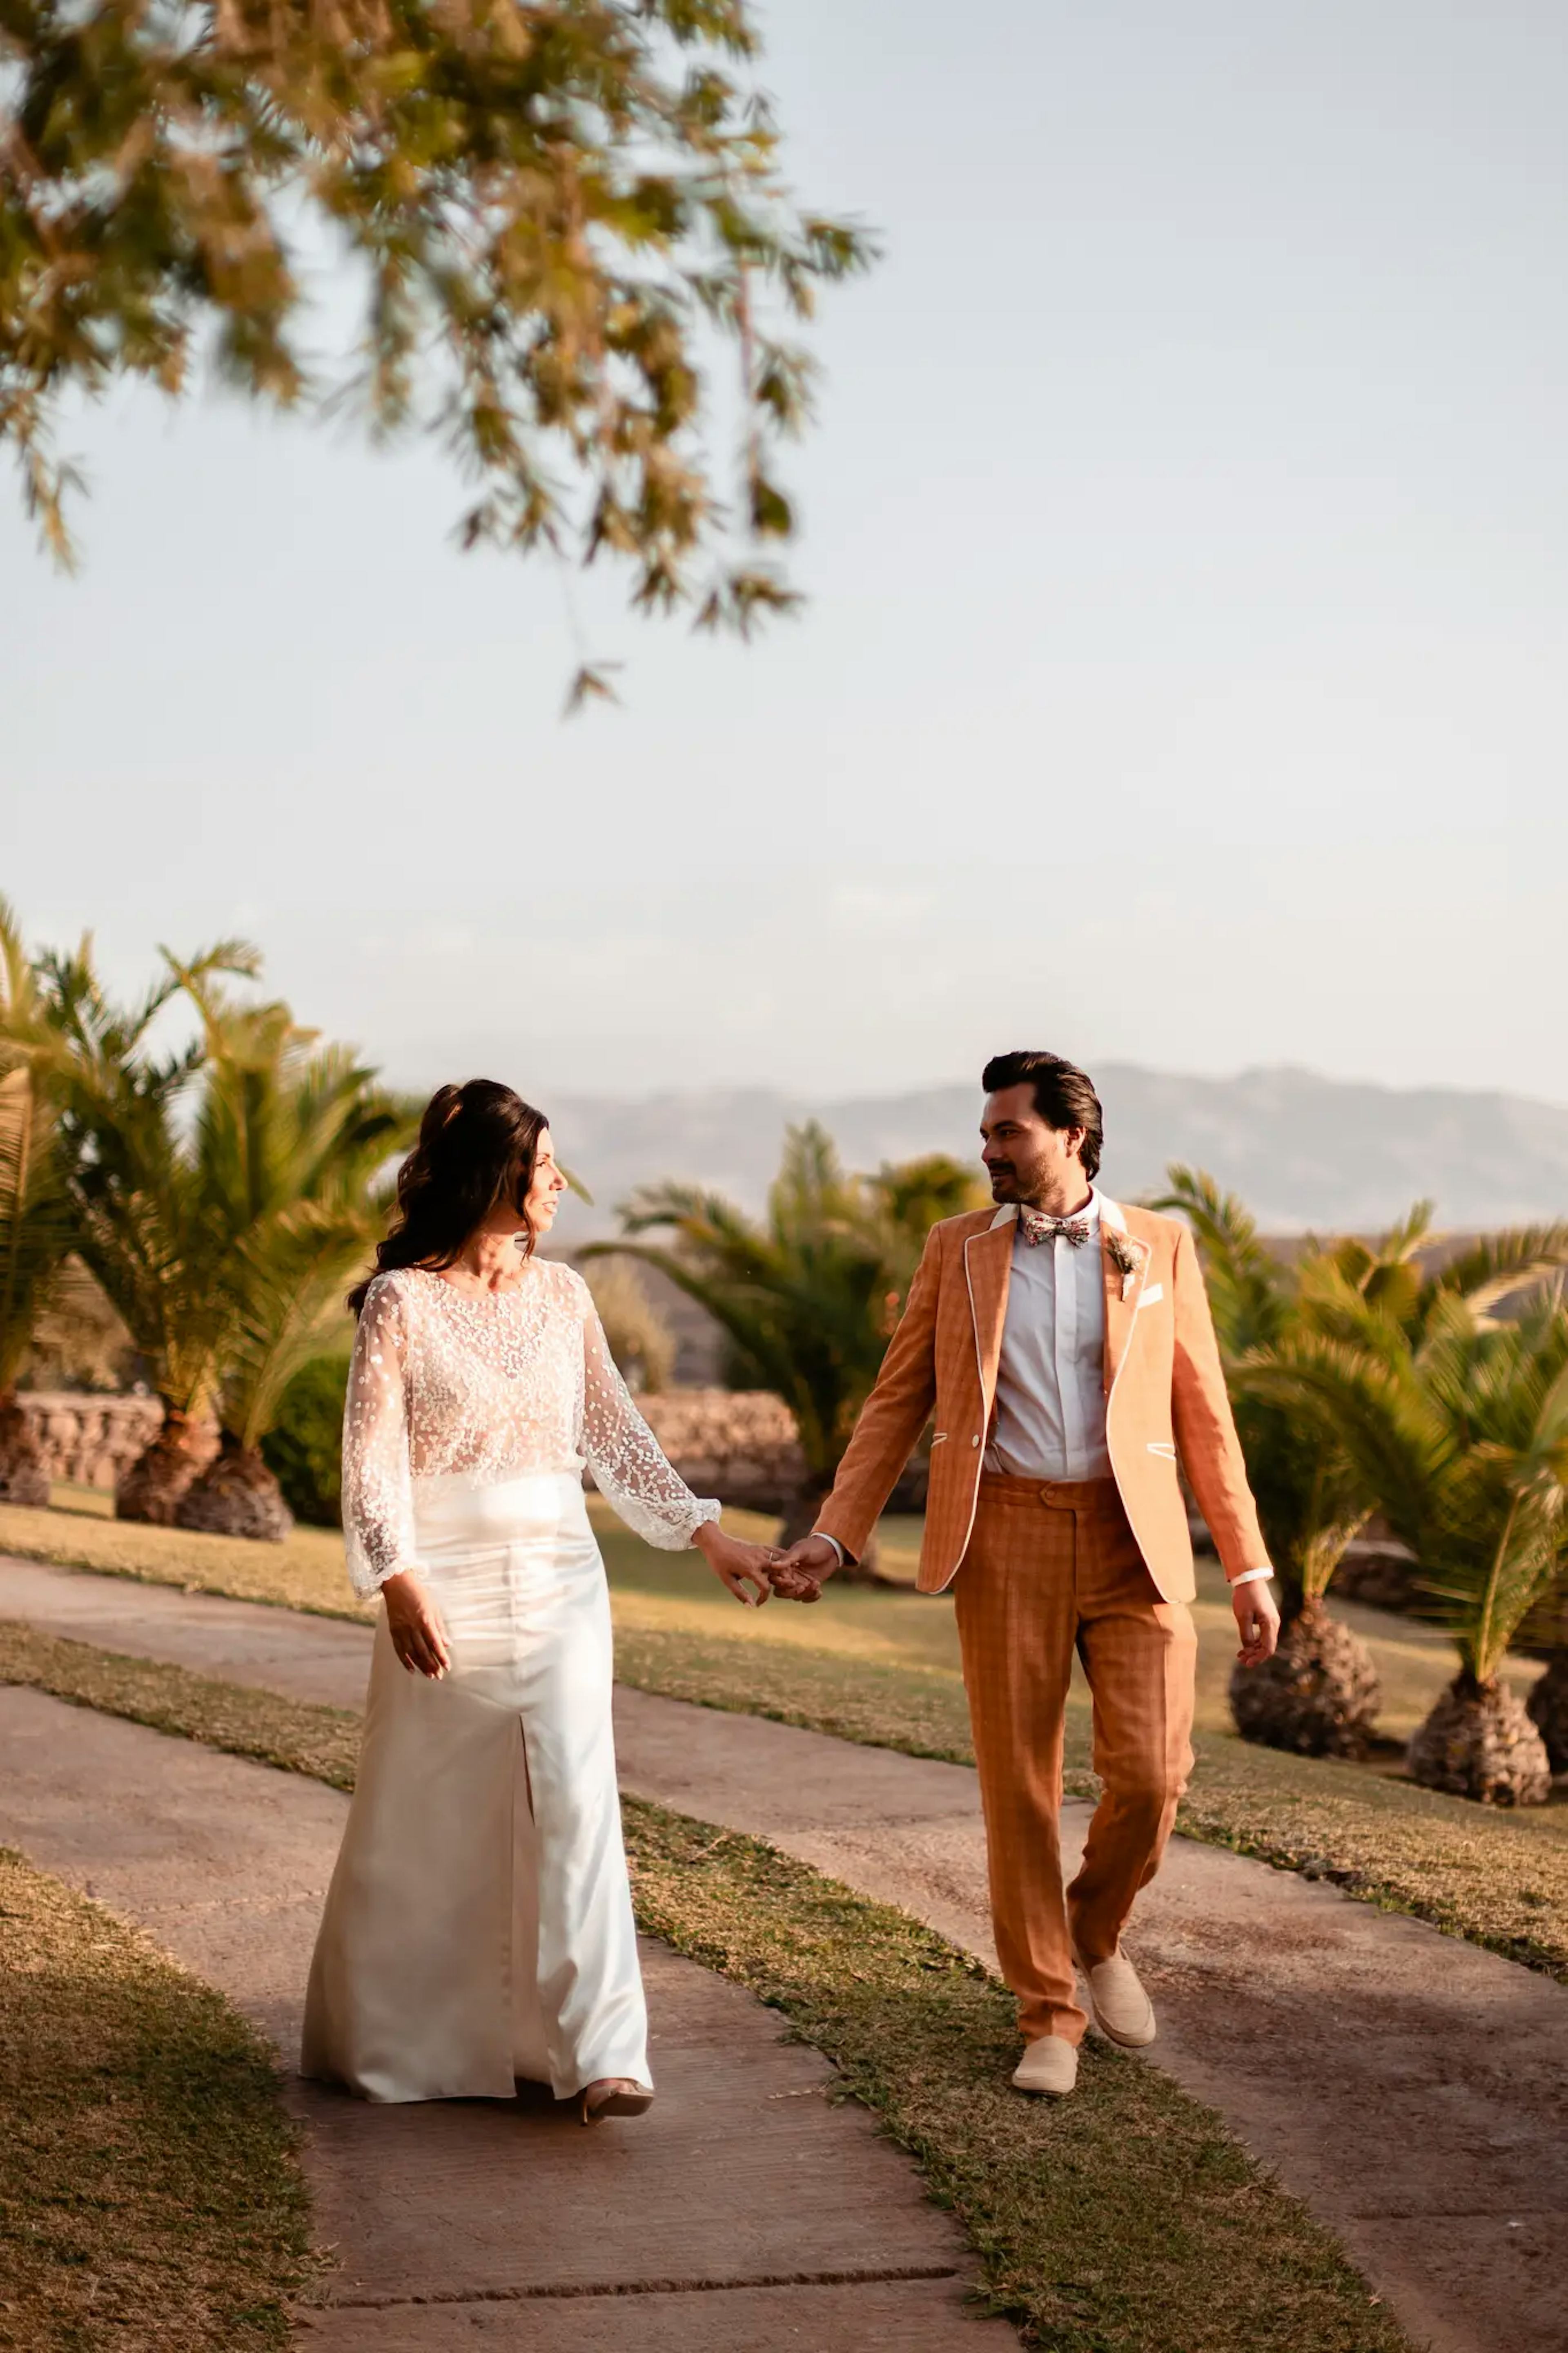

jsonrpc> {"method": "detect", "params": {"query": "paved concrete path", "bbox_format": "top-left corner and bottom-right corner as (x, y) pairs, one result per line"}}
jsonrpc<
(5, 1554), (1568, 2353)
(0, 1679), (1012, 2351)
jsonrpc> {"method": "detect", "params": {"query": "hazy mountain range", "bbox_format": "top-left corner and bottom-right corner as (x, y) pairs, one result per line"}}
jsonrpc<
(546, 1065), (1568, 1242)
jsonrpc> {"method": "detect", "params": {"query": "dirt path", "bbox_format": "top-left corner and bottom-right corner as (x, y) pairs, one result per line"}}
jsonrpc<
(0, 1678), (1012, 2351)
(5, 1553), (1567, 2353)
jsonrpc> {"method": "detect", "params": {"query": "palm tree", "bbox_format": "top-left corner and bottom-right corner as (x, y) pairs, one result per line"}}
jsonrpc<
(585, 1125), (985, 1577)
(42, 935), (258, 1520)
(1253, 1288), (1568, 1804)
(1156, 1174), (1568, 1766)
(0, 899), (78, 1503)
(172, 986), (411, 1540)
(1150, 1169), (1381, 1756)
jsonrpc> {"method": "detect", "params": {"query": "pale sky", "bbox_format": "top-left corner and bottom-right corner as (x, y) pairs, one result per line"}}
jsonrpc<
(4, 1), (1565, 1106)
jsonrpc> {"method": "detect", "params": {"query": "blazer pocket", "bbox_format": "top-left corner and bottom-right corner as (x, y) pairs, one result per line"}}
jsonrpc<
(1146, 1440), (1177, 1461)
(1135, 1282), (1164, 1310)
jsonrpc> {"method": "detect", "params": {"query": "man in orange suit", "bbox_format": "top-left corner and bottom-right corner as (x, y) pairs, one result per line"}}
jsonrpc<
(773, 1050), (1280, 2098)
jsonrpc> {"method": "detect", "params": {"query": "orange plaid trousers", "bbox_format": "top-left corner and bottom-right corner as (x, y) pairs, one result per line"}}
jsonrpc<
(953, 1473), (1198, 2045)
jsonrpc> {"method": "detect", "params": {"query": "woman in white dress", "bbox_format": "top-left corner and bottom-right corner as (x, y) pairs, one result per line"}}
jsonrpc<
(302, 1080), (781, 2122)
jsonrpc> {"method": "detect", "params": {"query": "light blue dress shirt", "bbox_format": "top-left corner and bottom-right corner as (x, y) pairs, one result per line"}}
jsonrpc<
(983, 1189), (1111, 1481)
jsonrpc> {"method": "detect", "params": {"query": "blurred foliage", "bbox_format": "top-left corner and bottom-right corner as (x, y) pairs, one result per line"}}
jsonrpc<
(581, 1255), (675, 1393)
(0, 895), (79, 1401)
(261, 1350), (350, 1528)
(21, 1255), (138, 1392)
(0, 0), (873, 688)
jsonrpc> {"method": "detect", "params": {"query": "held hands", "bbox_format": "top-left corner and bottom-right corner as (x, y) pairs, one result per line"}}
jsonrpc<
(693, 1521), (787, 1608)
(382, 1570), (452, 1679)
(693, 1521), (837, 1606)
(1232, 1577), (1281, 1668)
(765, 1533), (840, 1604)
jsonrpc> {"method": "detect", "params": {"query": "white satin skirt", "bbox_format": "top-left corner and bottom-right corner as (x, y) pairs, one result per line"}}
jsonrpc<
(301, 1470), (649, 2103)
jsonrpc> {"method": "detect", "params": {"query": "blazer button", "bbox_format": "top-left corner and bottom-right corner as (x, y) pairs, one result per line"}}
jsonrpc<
(971, 1434), (981, 1447)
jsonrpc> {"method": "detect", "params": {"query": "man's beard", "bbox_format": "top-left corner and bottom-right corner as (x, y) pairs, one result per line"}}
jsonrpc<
(989, 1155), (1052, 1202)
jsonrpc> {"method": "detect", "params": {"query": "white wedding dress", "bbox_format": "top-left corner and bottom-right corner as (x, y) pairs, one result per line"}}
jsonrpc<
(301, 1260), (719, 2104)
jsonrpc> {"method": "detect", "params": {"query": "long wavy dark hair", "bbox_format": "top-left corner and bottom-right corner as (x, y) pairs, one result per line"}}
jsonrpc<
(349, 1080), (550, 1315)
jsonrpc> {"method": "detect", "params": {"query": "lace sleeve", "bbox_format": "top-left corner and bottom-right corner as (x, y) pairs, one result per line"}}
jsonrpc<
(578, 1287), (721, 1550)
(342, 1276), (420, 1597)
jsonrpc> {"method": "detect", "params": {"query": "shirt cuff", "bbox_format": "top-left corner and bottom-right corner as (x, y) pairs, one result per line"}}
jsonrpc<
(819, 1533), (847, 1567)
(1227, 1566), (1274, 1588)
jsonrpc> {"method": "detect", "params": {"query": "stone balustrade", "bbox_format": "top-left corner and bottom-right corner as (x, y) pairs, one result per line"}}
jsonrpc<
(635, 1391), (929, 1514)
(18, 1392), (167, 1490)
(19, 1385), (927, 1518)
(634, 1391), (806, 1514)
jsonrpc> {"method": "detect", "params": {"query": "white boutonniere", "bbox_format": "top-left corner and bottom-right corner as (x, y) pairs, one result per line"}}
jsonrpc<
(1106, 1231), (1148, 1302)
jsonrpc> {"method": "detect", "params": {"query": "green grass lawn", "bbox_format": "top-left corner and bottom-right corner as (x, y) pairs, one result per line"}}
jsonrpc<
(13, 1485), (1541, 1750)
(606, 1501), (1547, 1751)
(3, 1486), (1564, 1981)
(0, 1842), (314, 2351)
(0, 1626), (1408, 2353)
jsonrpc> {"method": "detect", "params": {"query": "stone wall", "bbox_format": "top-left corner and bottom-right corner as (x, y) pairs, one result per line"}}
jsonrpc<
(18, 1386), (819, 1513)
(18, 1386), (927, 1518)
(635, 1392), (930, 1514)
(19, 1392), (167, 1489)
(635, 1391), (805, 1513)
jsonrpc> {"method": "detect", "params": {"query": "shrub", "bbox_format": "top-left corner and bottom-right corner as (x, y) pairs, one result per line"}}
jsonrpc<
(261, 1354), (349, 1528)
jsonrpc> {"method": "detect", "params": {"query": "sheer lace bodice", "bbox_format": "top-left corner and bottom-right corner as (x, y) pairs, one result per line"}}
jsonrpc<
(342, 1262), (720, 1596)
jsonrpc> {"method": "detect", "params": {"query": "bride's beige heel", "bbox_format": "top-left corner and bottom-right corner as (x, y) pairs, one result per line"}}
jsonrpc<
(579, 2078), (654, 2126)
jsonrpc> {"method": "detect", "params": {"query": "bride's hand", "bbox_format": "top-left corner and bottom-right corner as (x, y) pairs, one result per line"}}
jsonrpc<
(693, 1522), (780, 1608)
(382, 1570), (452, 1678)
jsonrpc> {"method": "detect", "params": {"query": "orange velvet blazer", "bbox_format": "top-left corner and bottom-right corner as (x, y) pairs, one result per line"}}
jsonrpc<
(815, 1198), (1267, 1604)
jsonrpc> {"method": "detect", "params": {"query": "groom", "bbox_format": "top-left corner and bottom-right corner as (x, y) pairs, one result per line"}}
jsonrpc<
(773, 1050), (1279, 2097)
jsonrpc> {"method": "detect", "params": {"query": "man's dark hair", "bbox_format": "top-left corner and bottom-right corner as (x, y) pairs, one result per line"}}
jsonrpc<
(981, 1050), (1104, 1180)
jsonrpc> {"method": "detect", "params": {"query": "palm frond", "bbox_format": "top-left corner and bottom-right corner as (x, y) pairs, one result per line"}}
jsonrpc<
(0, 1063), (77, 1392)
(1421, 1224), (1568, 1325)
(1241, 1333), (1443, 1561)
(1145, 1165), (1289, 1357)
(597, 1131), (975, 1483)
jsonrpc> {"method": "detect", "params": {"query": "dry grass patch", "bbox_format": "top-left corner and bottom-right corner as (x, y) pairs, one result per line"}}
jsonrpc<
(612, 1615), (1568, 1982)
(10, 1487), (1539, 1747)
(0, 1621), (361, 1790)
(0, 1628), (1408, 2353)
(626, 1801), (1412, 2353)
(0, 1847), (314, 2353)
(6, 1491), (1562, 1978)
(0, 1490), (368, 1622)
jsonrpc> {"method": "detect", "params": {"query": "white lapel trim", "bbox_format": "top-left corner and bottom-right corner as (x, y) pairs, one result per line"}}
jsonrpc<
(958, 1212), (1014, 1570)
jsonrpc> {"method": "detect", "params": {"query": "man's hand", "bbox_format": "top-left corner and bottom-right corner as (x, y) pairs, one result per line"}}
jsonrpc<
(1232, 1578), (1281, 1667)
(767, 1532), (840, 1603)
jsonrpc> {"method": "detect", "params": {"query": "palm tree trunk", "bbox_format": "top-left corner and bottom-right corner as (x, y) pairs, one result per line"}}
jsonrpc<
(0, 1387), (50, 1508)
(1406, 1670), (1551, 1805)
(114, 1405), (213, 1525)
(175, 1431), (294, 1543)
(1227, 1595), (1381, 1758)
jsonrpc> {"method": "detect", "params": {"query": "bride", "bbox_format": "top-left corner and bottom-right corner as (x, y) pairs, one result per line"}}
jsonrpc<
(302, 1079), (781, 2122)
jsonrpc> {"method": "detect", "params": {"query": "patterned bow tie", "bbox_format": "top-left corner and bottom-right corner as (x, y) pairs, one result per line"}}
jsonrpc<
(1018, 1206), (1094, 1249)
